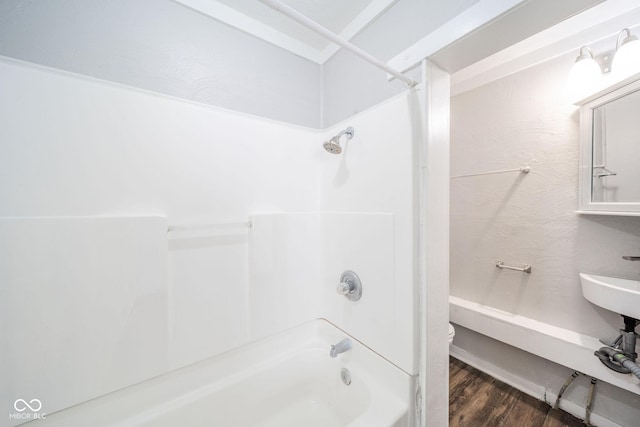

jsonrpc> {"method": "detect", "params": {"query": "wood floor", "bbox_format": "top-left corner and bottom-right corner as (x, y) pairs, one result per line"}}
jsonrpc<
(449, 357), (584, 427)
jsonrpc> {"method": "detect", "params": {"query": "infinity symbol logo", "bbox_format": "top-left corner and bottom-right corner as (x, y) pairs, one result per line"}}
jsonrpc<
(14, 399), (42, 412)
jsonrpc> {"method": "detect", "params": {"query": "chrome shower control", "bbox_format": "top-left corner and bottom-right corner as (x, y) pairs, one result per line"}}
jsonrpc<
(336, 270), (362, 301)
(337, 282), (352, 295)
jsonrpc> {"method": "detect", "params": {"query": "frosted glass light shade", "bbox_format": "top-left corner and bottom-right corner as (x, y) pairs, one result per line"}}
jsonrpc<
(567, 55), (602, 101)
(611, 37), (640, 80)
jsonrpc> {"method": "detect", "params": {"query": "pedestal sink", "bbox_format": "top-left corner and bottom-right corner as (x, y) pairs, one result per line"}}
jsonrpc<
(579, 273), (640, 319)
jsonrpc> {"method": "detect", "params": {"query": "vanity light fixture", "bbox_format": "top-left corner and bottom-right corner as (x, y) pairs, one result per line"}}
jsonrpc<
(611, 28), (640, 79)
(568, 46), (602, 98)
(568, 28), (640, 101)
(569, 46), (602, 89)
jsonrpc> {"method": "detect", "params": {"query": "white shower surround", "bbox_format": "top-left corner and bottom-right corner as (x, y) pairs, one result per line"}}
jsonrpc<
(26, 320), (411, 427)
(0, 56), (422, 424)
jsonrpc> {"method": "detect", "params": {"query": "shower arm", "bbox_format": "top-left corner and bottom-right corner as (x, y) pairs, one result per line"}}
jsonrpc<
(259, 0), (418, 88)
(335, 127), (354, 141)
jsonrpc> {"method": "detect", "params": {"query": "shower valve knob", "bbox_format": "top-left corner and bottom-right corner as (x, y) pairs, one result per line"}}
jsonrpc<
(336, 271), (362, 302)
(337, 281), (353, 295)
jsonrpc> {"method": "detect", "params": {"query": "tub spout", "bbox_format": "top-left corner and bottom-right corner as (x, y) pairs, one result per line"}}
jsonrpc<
(330, 338), (352, 358)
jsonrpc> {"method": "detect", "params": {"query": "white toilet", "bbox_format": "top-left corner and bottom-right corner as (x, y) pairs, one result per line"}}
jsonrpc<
(448, 323), (455, 345)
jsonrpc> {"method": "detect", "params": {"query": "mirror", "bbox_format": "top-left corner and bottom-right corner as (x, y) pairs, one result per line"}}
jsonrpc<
(578, 74), (640, 215)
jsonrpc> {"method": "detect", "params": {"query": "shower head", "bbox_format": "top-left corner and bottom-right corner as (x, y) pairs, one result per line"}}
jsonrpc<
(323, 136), (342, 154)
(323, 127), (354, 154)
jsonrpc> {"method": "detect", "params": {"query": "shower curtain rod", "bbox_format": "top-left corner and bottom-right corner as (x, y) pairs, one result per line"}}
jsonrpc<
(259, 0), (418, 88)
(450, 166), (531, 179)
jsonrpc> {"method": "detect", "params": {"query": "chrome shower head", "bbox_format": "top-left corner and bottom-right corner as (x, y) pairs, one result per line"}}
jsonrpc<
(323, 127), (354, 154)
(323, 136), (342, 154)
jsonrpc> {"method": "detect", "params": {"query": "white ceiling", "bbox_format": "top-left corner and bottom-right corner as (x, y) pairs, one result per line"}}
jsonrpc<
(175, 0), (398, 63)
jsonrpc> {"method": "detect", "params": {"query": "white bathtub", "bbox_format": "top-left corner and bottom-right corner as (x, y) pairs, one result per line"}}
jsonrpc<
(30, 319), (411, 427)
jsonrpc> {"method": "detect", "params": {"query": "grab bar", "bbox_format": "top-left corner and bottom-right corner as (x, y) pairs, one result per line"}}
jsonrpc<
(496, 260), (532, 274)
(168, 221), (251, 233)
(622, 256), (640, 261)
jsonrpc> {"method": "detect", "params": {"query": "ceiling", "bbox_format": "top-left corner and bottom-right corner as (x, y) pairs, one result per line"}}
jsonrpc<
(175, 0), (398, 63)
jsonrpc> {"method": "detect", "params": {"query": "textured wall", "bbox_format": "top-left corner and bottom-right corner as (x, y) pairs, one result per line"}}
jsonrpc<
(0, 0), (321, 127)
(450, 51), (640, 424)
(451, 52), (640, 340)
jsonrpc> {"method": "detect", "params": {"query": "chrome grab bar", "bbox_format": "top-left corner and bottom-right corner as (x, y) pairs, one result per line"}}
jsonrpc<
(622, 256), (640, 261)
(496, 261), (532, 274)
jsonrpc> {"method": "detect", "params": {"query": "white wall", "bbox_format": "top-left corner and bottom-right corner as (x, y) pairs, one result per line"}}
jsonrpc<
(0, 57), (419, 420)
(450, 51), (640, 425)
(451, 52), (640, 338)
(0, 0), (321, 127)
(0, 0), (483, 129)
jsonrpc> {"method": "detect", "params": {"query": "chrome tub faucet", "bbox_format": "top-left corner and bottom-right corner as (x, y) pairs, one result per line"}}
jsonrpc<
(330, 338), (352, 358)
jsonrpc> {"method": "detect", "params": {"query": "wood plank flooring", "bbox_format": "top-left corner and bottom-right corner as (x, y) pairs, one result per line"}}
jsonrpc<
(449, 357), (584, 427)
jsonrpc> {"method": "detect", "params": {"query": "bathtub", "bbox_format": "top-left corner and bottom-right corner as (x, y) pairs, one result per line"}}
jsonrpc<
(31, 319), (411, 427)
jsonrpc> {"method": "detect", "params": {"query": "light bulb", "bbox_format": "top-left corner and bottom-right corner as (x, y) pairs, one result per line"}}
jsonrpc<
(611, 28), (640, 80)
(567, 46), (602, 102)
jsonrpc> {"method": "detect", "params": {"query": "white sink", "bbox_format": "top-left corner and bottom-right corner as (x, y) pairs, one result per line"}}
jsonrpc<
(580, 273), (640, 319)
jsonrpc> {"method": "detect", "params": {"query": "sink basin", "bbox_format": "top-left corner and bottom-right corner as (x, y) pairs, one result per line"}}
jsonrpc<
(580, 273), (640, 319)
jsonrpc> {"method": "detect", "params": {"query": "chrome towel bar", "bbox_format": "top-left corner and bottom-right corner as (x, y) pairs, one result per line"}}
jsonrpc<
(496, 260), (532, 274)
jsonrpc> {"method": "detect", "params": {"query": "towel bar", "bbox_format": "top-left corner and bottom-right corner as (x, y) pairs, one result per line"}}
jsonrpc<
(496, 260), (532, 274)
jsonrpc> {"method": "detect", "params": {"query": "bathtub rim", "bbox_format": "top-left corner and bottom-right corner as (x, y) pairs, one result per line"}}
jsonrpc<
(28, 318), (412, 427)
